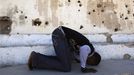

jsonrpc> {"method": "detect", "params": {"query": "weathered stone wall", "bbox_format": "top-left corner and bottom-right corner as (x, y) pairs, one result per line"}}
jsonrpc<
(0, 0), (134, 34)
(0, 0), (134, 67)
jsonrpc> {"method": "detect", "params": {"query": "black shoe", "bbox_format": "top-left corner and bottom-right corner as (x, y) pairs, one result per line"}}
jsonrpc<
(81, 67), (97, 73)
(28, 51), (36, 70)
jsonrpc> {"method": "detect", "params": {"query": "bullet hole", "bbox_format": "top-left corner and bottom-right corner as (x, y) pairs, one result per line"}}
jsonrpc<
(78, 0), (81, 3)
(0, 16), (12, 34)
(88, 12), (91, 15)
(16, 11), (19, 13)
(102, 21), (104, 23)
(127, 10), (130, 14)
(125, 5), (128, 8)
(21, 11), (23, 13)
(120, 15), (122, 18)
(68, 0), (71, 2)
(93, 25), (96, 27)
(79, 4), (82, 7)
(114, 11), (117, 14)
(93, 9), (95, 12)
(32, 18), (42, 26)
(101, 9), (104, 12)
(114, 28), (119, 32)
(25, 16), (27, 19)
(125, 17), (128, 20)
(45, 21), (49, 25)
(78, 9), (80, 12)
(121, 14), (124, 16)
(17, 33), (19, 35)
(133, 13), (134, 17)
(97, 4), (102, 8)
(80, 25), (83, 29)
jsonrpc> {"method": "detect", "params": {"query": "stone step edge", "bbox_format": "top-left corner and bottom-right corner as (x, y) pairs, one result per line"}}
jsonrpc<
(0, 34), (134, 47)
(0, 44), (134, 67)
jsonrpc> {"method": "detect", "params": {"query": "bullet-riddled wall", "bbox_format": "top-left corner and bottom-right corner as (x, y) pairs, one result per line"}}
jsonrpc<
(0, 0), (134, 34)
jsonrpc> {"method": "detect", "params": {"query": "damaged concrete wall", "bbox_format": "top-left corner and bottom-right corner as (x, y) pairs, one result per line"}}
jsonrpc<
(0, 0), (134, 67)
(0, 0), (134, 34)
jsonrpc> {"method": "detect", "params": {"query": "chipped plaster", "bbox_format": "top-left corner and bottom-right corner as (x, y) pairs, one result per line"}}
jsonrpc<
(0, 0), (134, 34)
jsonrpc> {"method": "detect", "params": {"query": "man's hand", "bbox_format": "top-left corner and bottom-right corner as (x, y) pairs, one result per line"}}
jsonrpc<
(81, 67), (97, 73)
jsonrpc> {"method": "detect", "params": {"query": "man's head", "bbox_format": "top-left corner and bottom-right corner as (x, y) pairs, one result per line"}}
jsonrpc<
(86, 52), (101, 66)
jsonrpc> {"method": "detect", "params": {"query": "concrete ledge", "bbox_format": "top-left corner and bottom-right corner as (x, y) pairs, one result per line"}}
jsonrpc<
(0, 34), (107, 47)
(112, 34), (134, 43)
(0, 35), (52, 47)
(0, 34), (134, 67)
(0, 44), (134, 67)
(0, 34), (134, 47)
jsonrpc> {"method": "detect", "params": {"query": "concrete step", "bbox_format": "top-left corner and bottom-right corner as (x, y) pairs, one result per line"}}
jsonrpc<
(0, 34), (134, 67)
(0, 34), (134, 47)
(0, 44), (134, 67)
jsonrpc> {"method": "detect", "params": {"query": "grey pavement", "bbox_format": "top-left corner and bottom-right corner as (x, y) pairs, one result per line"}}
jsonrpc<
(0, 60), (134, 75)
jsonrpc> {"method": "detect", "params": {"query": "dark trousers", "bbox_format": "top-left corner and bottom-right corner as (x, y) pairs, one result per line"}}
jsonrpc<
(31, 28), (72, 72)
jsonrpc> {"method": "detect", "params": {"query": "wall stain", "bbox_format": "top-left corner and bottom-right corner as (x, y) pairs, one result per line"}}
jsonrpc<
(104, 33), (113, 43)
(7, 6), (27, 26)
(0, 16), (12, 34)
(60, 21), (64, 26)
(87, 0), (120, 32)
(37, 0), (49, 17)
(37, 0), (59, 27)
(50, 0), (59, 27)
(19, 14), (26, 24)
(7, 5), (18, 18)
